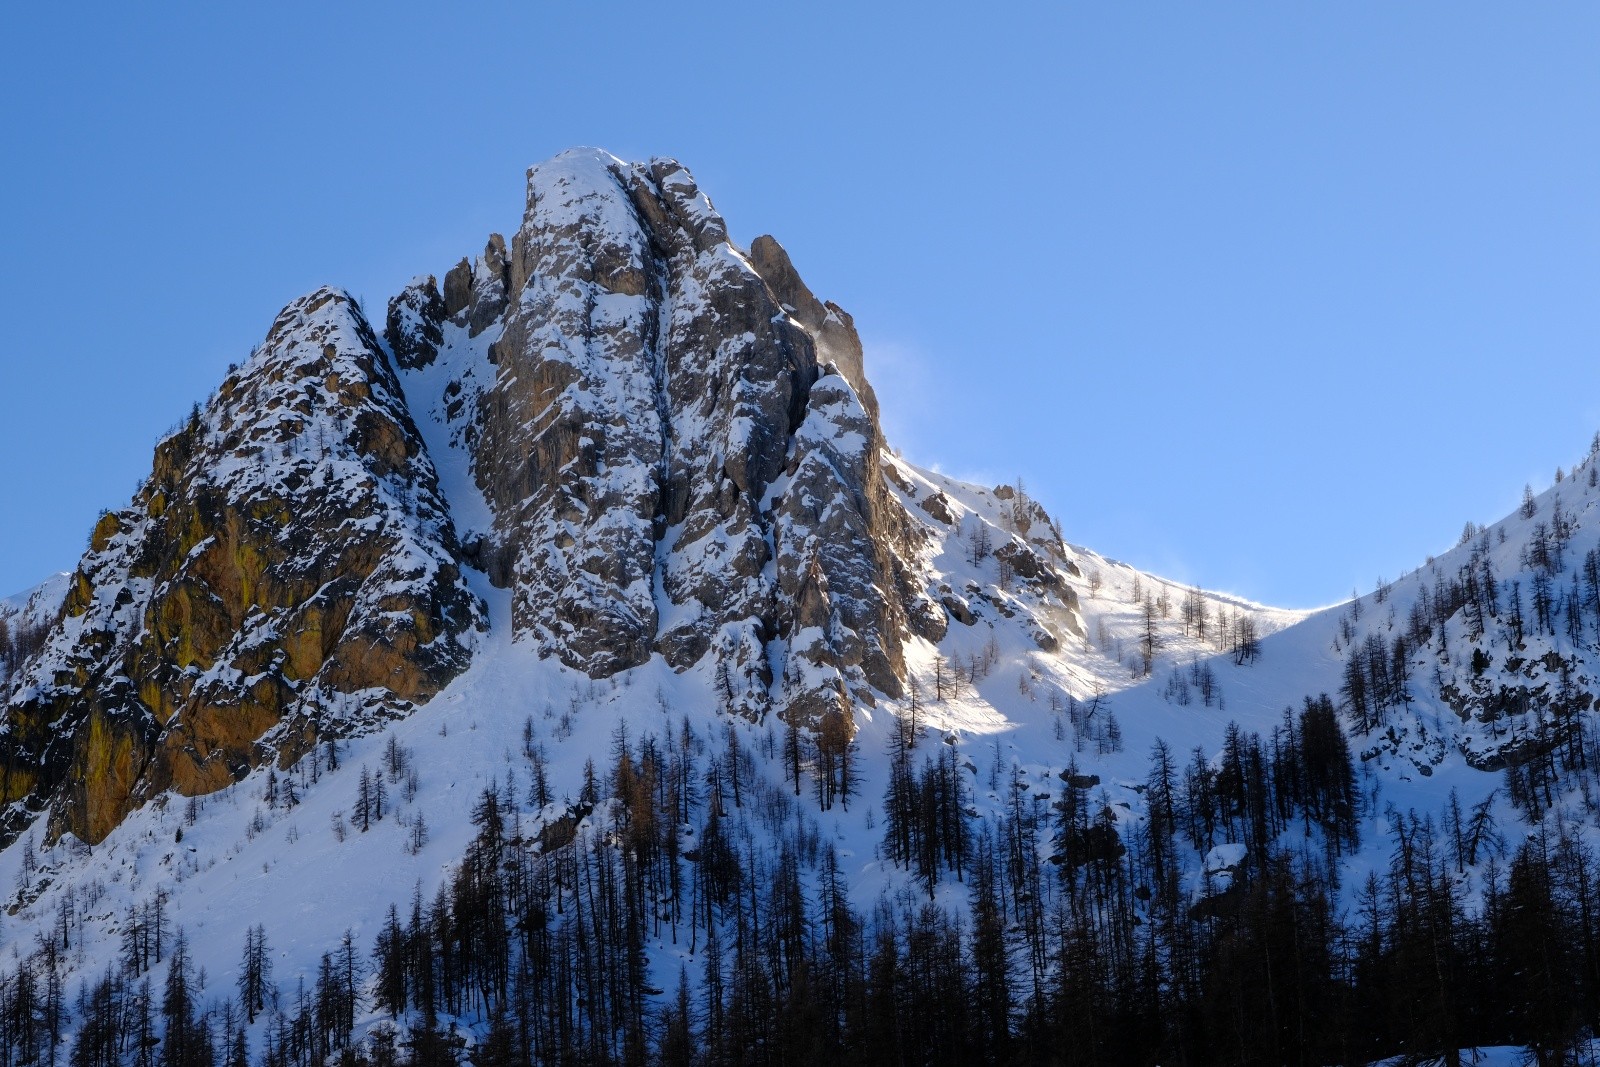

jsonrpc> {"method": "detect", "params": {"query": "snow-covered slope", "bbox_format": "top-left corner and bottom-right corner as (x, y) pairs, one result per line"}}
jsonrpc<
(0, 443), (1297, 1052)
(4, 433), (1595, 1063)
(0, 573), (69, 641)
(0, 572), (69, 687)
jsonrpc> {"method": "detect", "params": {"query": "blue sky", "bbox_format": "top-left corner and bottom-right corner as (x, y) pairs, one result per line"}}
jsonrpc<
(2, 4), (1597, 607)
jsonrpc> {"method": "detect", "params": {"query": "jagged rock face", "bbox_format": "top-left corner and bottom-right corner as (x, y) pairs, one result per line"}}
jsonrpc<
(443, 235), (511, 338)
(0, 289), (485, 845)
(748, 235), (879, 422)
(0, 148), (1081, 847)
(386, 276), (447, 370)
(466, 149), (929, 720)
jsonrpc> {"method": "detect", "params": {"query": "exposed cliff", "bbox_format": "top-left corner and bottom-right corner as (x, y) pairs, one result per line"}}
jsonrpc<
(395, 149), (964, 726)
(0, 289), (484, 844)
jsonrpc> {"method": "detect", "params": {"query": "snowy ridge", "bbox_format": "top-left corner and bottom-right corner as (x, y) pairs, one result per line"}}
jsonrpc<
(1, 573), (70, 625)
(0, 572), (69, 689)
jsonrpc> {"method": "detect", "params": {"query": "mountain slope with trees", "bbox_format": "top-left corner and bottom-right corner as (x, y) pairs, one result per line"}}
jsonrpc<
(3, 150), (1600, 1066)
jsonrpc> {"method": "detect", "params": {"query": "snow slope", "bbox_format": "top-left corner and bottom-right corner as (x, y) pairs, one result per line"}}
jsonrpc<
(6, 431), (1600, 1062)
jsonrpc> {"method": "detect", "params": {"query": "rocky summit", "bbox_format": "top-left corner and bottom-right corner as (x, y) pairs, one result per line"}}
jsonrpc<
(0, 148), (1082, 846)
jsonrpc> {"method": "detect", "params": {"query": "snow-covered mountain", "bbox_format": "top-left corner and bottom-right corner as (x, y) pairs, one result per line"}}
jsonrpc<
(3, 148), (1599, 1065)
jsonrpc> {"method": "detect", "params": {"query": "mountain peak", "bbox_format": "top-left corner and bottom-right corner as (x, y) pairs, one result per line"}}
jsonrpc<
(262, 285), (363, 337)
(473, 150), (940, 713)
(0, 149), (1082, 848)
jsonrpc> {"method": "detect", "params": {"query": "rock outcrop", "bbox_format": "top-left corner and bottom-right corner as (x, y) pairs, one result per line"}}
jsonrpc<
(0, 289), (484, 844)
(467, 149), (938, 721)
(386, 276), (447, 371)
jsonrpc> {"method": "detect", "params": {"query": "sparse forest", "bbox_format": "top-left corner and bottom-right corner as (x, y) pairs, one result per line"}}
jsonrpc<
(6, 686), (1600, 1067)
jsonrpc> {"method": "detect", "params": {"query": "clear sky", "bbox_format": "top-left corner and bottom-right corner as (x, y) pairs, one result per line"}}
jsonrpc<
(2, 4), (1597, 608)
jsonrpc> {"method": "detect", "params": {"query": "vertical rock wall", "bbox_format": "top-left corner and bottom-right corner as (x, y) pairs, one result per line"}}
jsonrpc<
(467, 149), (931, 722)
